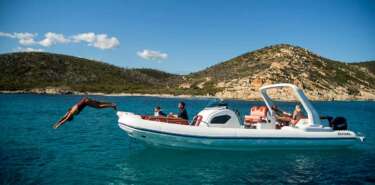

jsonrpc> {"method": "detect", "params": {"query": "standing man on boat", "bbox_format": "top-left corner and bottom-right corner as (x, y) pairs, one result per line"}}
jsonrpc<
(177, 102), (188, 120)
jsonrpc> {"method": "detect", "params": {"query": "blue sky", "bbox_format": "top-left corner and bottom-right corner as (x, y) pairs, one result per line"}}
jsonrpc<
(0, 0), (374, 74)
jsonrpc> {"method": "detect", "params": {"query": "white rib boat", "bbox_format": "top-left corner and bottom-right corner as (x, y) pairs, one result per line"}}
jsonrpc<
(117, 83), (365, 150)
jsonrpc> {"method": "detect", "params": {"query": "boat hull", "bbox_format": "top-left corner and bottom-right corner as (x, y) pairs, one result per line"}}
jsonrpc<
(120, 124), (358, 150)
(118, 125), (359, 151)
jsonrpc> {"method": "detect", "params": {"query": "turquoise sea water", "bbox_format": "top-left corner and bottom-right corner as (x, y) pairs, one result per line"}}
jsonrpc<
(0, 94), (374, 185)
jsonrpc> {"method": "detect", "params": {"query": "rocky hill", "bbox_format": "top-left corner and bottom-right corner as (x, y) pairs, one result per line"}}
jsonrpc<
(182, 44), (375, 100)
(353, 61), (375, 75)
(1, 45), (375, 100)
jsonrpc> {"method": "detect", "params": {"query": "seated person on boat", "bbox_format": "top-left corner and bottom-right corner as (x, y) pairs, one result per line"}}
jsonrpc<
(154, 106), (166, 116)
(140, 102), (189, 125)
(291, 104), (305, 125)
(271, 105), (292, 124)
(244, 104), (306, 128)
(177, 102), (188, 120)
(169, 101), (189, 120)
(244, 105), (269, 127)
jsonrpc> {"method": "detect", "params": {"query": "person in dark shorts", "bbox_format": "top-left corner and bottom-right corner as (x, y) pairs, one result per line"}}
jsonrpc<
(53, 97), (117, 129)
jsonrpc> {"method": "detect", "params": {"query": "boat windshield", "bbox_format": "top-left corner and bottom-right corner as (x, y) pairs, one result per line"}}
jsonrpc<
(206, 99), (228, 108)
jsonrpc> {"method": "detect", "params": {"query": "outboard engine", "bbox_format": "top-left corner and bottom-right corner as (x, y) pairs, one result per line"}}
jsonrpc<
(329, 117), (348, 130)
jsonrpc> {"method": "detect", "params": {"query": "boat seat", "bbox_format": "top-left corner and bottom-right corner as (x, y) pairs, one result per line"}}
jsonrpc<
(244, 106), (268, 126)
(141, 115), (189, 125)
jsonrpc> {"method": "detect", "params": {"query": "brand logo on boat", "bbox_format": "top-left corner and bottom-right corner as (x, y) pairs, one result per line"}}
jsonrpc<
(338, 132), (351, 136)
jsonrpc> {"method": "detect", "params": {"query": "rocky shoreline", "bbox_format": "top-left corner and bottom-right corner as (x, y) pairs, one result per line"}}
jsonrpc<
(0, 89), (212, 99)
(1, 88), (374, 101)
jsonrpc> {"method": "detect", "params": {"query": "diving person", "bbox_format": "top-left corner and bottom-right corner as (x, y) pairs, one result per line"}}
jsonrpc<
(53, 97), (117, 129)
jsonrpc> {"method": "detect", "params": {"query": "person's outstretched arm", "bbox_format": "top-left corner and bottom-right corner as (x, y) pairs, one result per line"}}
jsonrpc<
(53, 111), (74, 129)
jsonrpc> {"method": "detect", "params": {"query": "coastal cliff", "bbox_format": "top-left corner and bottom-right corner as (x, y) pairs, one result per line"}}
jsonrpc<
(183, 44), (375, 100)
(1, 44), (374, 100)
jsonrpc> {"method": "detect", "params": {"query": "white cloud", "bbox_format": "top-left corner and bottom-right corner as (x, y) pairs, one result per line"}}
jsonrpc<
(137, 49), (168, 61)
(0, 31), (120, 50)
(16, 47), (44, 52)
(92, 34), (120, 49)
(0, 32), (37, 45)
(72, 32), (96, 43)
(71, 32), (119, 49)
(39, 32), (70, 47)
(15, 32), (37, 45)
(0, 32), (15, 38)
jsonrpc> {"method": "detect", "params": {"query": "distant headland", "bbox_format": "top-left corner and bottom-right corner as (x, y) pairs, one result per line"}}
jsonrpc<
(1, 44), (374, 101)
